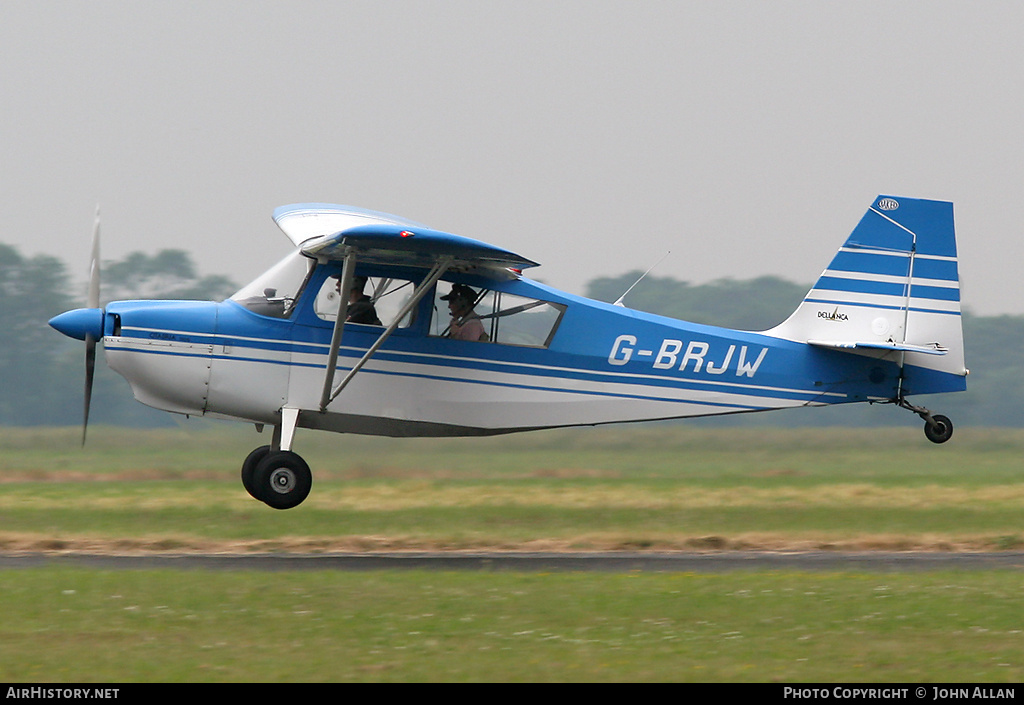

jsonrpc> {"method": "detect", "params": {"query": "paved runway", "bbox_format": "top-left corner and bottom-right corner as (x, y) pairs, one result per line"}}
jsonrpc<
(2, 551), (1024, 572)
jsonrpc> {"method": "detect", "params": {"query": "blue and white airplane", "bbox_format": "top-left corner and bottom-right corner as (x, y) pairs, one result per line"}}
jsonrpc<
(50, 195), (968, 509)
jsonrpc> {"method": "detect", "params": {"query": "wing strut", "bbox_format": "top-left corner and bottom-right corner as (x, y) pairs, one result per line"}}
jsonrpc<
(319, 256), (453, 412)
(318, 249), (357, 412)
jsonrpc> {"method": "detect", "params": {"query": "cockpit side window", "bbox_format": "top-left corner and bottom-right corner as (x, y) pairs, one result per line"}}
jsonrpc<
(313, 273), (418, 328)
(230, 251), (314, 319)
(431, 282), (565, 347)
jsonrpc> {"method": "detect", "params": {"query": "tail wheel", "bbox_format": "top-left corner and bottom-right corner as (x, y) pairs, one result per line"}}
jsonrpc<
(924, 414), (953, 444)
(252, 450), (313, 509)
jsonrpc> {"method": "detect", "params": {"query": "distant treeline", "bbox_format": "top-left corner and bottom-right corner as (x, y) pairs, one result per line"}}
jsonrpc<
(3, 242), (1017, 427)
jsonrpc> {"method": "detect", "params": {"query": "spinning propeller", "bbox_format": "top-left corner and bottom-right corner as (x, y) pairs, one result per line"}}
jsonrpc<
(48, 208), (104, 445)
(82, 208), (101, 445)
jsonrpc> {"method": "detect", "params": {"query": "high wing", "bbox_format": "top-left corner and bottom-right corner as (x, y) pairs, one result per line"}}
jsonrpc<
(273, 203), (429, 247)
(302, 223), (539, 275)
(274, 203), (538, 277)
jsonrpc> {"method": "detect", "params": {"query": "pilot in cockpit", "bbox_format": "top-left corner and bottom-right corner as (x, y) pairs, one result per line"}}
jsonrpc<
(335, 275), (382, 326)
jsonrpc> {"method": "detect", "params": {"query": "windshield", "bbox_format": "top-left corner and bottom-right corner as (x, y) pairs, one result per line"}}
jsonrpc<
(230, 250), (314, 318)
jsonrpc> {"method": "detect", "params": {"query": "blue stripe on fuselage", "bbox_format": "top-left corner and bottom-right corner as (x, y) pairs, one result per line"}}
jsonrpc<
(103, 281), (928, 410)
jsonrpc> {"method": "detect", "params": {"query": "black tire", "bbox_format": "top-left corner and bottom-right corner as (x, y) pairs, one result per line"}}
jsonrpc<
(924, 414), (953, 444)
(241, 445), (272, 500)
(252, 451), (313, 510)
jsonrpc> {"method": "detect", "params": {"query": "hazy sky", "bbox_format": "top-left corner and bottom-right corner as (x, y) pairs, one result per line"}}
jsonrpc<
(3, 1), (1022, 315)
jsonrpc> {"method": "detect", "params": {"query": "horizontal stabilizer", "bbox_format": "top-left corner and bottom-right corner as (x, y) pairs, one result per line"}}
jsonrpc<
(808, 339), (948, 356)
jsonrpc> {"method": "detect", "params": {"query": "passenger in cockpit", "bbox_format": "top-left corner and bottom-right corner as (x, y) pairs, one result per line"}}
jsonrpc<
(442, 284), (489, 342)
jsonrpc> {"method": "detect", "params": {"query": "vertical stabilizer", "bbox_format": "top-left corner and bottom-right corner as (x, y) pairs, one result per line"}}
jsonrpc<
(767, 195), (967, 395)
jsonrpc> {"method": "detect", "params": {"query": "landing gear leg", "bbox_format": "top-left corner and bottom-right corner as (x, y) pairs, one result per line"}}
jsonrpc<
(242, 407), (313, 509)
(897, 396), (953, 444)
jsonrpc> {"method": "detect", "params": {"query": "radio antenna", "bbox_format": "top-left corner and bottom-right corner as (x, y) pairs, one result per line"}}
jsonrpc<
(613, 251), (671, 307)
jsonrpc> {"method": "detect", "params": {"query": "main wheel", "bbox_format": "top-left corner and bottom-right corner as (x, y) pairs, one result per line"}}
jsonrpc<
(924, 414), (953, 444)
(241, 445), (272, 500)
(252, 450), (313, 509)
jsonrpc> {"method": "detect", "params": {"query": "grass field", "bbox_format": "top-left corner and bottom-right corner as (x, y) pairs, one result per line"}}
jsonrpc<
(0, 423), (1022, 682)
(2, 567), (1022, 682)
(1, 424), (1022, 553)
